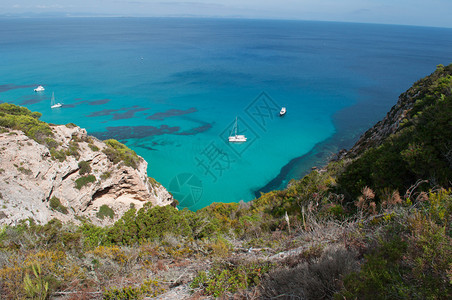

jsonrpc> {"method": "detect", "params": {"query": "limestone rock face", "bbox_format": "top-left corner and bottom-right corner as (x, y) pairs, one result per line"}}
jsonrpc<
(0, 125), (173, 225)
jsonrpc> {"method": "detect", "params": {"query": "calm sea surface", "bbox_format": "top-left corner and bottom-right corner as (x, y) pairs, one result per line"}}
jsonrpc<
(1, 18), (451, 209)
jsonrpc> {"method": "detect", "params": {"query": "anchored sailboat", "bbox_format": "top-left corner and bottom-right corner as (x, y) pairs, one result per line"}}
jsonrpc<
(34, 85), (45, 92)
(50, 92), (62, 109)
(279, 107), (286, 116)
(228, 117), (247, 143)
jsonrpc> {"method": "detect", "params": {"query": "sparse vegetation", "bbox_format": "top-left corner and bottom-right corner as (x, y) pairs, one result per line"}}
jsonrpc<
(50, 147), (66, 162)
(75, 175), (96, 189)
(103, 279), (165, 299)
(78, 160), (92, 175)
(67, 141), (80, 159)
(191, 260), (273, 297)
(100, 171), (111, 180)
(97, 204), (115, 220)
(49, 196), (68, 214)
(103, 139), (141, 169)
(17, 166), (32, 175)
(88, 143), (100, 151)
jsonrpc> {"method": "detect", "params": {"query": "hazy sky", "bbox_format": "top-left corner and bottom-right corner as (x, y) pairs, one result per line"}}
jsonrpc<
(2, 0), (452, 28)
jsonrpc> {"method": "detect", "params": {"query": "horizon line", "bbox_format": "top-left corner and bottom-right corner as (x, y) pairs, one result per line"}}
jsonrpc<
(1, 13), (451, 30)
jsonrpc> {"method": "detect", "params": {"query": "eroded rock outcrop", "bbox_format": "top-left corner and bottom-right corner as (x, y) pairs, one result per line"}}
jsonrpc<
(0, 124), (173, 225)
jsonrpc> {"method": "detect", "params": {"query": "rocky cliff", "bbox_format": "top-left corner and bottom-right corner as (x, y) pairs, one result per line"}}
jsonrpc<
(0, 123), (173, 226)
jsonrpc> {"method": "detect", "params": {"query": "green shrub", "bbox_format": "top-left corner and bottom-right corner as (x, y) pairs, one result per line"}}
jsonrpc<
(17, 166), (32, 175)
(0, 103), (53, 144)
(100, 171), (111, 180)
(190, 260), (272, 297)
(66, 141), (80, 159)
(97, 205), (115, 220)
(106, 204), (211, 245)
(44, 138), (59, 149)
(78, 161), (91, 175)
(78, 223), (109, 249)
(49, 196), (68, 214)
(103, 280), (165, 300)
(103, 139), (141, 169)
(88, 143), (99, 152)
(148, 177), (160, 188)
(338, 237), (410, 299)
(75, 175), (96, 190)
(337, 190), (452, 299)
(50, 148), (67, 162)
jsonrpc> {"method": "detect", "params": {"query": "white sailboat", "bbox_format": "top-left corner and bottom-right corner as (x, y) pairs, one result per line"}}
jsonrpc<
(50, 92), (62, 109)
(228, 117), (247, 142)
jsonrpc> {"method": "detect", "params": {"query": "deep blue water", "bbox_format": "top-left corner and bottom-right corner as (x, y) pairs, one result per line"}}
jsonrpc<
(1, 18), (451, 209)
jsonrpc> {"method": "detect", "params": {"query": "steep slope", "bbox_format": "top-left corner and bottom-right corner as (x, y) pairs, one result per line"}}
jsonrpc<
(347, 64), (452, 157)
(0, 104), (173, 225)
(337, 64), (452, 200)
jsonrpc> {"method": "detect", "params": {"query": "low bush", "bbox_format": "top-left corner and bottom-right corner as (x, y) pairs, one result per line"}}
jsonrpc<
(97, 205), (115, 220)
(100, 171), (111, 180)
(103, 139), (141, 169)
(50, 148), (67, 162)
(67, 141), (80, 159)
(260, 246), (358, 299)
(0, 103), (53, 144)
(191, 260), (273, 297)
(17, 166), (32, 175)
(103, 279), (165, 300)
(106, 204), (200, 245)
(88, 143), (99, 152)
(336, 190), (452, 299)
(78, 161), (91, 175)
(75, 175), (96, 190)
(49, 197), (68, 214)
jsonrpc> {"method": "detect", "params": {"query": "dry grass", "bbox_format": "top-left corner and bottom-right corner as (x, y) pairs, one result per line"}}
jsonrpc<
(259, 245), (358, 299)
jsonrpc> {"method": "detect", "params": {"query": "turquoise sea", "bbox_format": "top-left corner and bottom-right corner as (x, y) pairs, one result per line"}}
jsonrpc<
(1, 18), (451, 210)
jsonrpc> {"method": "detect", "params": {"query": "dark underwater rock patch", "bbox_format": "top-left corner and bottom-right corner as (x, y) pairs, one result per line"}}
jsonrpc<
(112, 107), (150, 120)
(87, 105), (149, 119)
(91, 125), (180, 140)
(146, 107), (197, 121)
(0, 84), (35, 93)
(65, 98), (111, 108)
(19, 97), (44, 105)
(175, 123), (212, 135)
